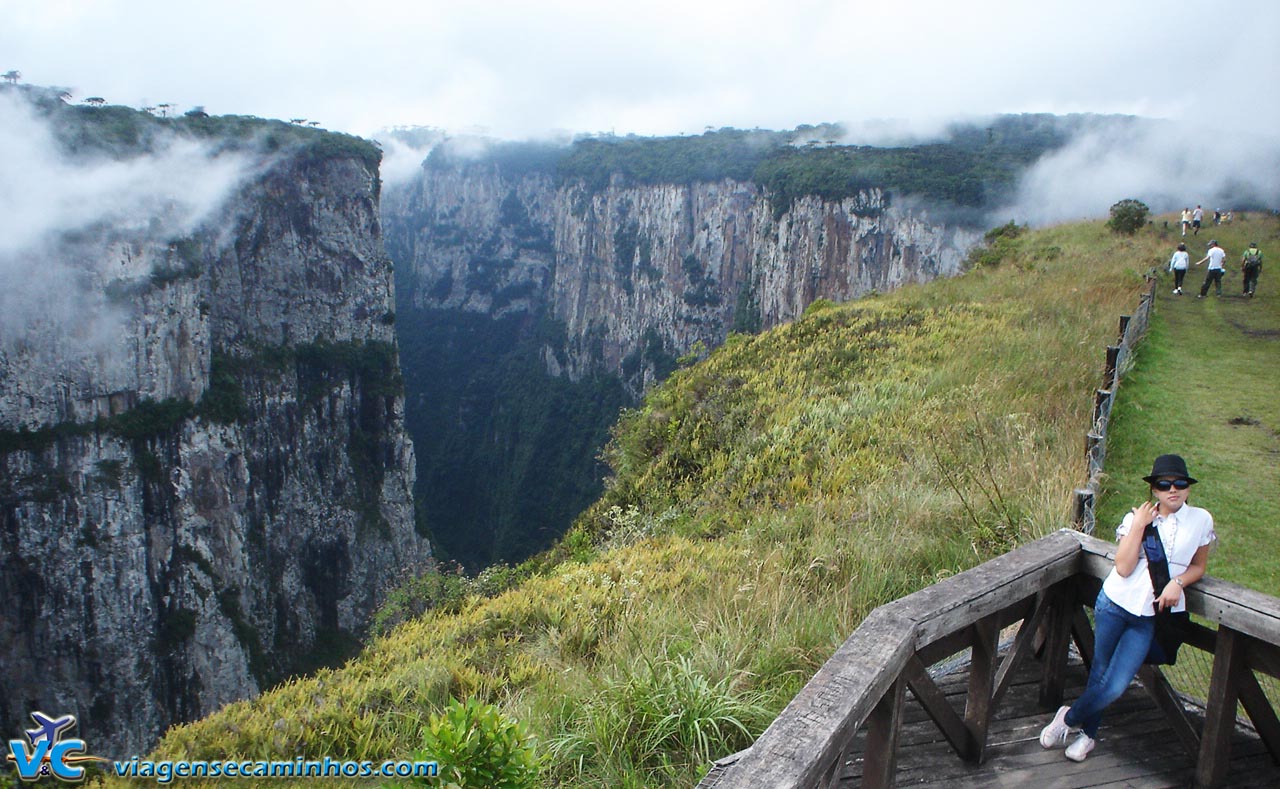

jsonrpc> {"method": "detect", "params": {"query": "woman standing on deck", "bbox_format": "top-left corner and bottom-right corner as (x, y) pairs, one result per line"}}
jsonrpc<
(1038, 454), (1214, 761)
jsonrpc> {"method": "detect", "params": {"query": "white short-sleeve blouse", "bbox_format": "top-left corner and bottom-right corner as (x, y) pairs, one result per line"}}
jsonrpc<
(1101, 503), (1216, 616)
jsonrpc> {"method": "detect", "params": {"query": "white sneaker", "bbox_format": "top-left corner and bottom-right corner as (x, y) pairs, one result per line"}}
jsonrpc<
(1039, 705), (1071, 748)
(1065, 733), (1095, 761)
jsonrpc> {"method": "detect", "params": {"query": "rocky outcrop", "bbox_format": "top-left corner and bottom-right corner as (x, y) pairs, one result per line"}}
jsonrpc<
(0, 145), (428, 757)
(386, 167), (979, 392)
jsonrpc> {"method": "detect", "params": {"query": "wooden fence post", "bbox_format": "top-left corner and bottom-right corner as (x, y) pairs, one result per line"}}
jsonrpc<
(1039, 583), (1076, 709)
(1073, 488), (1095, 535)
(1104, 347), (1120, 391)
(1093, 389), (1112, 430)
(1197, 627), (1246, 787)
(1086, 432), (1105, 481)
(862, 677), (906, 788)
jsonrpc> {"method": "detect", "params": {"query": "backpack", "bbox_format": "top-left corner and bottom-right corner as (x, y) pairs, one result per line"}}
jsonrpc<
(1244, 248), (1262, 266)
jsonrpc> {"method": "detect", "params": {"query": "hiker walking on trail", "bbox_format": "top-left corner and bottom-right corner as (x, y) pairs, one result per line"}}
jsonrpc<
(1241, 242), (1263, 297)
(1196, 240), (1227, 298)
(1168, 243), (1190, 295)
(1192, 205), (1204, 235)
(1040, 454), (1214, 763)
(1180, 208), (1192, 236)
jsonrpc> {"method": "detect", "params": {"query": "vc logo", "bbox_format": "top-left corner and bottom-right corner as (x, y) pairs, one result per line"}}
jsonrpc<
(5, 712), (105, 782)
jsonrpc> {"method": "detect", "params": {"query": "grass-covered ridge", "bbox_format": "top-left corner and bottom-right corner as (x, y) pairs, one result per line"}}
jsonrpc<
(2, 82), (381, 170)
(127, 217), (1265, 787)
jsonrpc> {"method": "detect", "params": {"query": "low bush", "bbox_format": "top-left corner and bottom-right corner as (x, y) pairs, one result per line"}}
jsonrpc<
(406, 698), (540, 789)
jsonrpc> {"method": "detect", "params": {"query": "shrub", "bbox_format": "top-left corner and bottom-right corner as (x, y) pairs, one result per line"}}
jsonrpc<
(1107, 198), (1149, 235)
(983, 220), (1023, 243)
(409, 697), (540, 788)
(966, 221), (1027, 269)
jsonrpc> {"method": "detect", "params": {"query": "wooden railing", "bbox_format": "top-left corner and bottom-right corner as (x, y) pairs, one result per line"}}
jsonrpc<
(697, 529), (1280, 788)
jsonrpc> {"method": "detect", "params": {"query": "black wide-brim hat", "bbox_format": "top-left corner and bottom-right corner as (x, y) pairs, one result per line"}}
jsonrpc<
(1143, 454), (1198, 485)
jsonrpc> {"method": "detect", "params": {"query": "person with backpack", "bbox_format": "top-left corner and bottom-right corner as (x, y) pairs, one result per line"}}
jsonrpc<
(1195, 240), (1227, 298)
(1039, 454), (1214, 762)
(1168, 242), (1190, 294)
(1241, 242), (1263, 297)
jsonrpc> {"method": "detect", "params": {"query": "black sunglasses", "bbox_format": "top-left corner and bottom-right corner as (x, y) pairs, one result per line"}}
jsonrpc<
(1152, 479), (1191, 491)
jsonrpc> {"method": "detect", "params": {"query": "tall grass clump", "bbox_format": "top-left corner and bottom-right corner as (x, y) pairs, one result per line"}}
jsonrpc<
(544, 653), (772, 786)
(118, 214), (1198, 788)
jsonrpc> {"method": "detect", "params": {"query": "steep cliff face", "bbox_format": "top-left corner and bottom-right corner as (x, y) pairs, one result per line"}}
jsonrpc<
(382, 161), (978, 567)
(387, 168), (979, 391)
(0, 129), (428, 757)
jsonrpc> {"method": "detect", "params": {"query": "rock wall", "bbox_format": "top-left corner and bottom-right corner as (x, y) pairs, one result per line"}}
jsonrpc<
(0, 150), (428, 757)
(386, 167), (979, 392)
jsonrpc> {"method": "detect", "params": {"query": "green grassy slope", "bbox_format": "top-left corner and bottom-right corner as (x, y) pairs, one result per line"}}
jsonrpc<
(112, 215), (1275, 787)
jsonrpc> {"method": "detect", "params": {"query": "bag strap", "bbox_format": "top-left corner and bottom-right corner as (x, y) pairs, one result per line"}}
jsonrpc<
(1142, 522), (1171, 596)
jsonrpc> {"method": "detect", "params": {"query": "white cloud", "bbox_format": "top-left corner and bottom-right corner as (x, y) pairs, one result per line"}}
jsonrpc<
(2, 1), (1274, 141)
(997, 118), (1280, 227)
(1, 0), (1276, 235)
(0, 95), (250, 257)
(0, 91), (254, 380)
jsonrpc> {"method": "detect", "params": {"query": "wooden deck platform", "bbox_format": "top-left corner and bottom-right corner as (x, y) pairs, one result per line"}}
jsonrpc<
(829, 657), (1278, 788)
(700, 532), (1280, 789)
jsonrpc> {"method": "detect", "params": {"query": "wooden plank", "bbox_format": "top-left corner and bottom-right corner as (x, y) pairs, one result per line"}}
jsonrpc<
(1198, 626), (1246, 787)
(840, 625), (1272, 789)
(1070, 531), (1280, 644)
(861, 675), (906, 788)
(965, 615), (999, 762)
(1191, 581), (1280, 644)
(917, 626), (976, 668)
(1136, 664), (1201, 756)
(710, 530), (1280, 788)
(996, 596), (1035, 630)
(1184, 620), (1218, 654)
(696, 750), (747, 788)
(873, 679), (1269, 789)
(991, 596), (1042, 711)
(902, 654), (971, 757)
(883, 672), (1201, 789)
(712, 606), (915, 788)
(1070, 605), (1096, 669)
(1246, 638), (1280, 680)
(893, 531), (1082, 650)
(1039, 582), (1076, 710)
(1236, 666), (1280, 765)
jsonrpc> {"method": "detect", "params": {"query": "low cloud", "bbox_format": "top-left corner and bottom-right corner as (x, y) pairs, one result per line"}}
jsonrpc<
(376, 132), (443, 187)
(996, 118), (1280, 227)
(0, 91), (255, 421)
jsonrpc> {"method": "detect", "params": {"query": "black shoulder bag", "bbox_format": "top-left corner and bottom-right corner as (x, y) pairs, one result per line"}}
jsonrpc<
(1142, 522), (1191, 665)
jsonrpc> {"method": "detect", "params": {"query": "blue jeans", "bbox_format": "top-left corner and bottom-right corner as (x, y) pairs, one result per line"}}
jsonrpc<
(1064, 590), (1154, 738)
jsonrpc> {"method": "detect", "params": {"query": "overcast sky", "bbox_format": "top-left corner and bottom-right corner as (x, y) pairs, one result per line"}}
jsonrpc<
(4, 0), (1278, 140)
